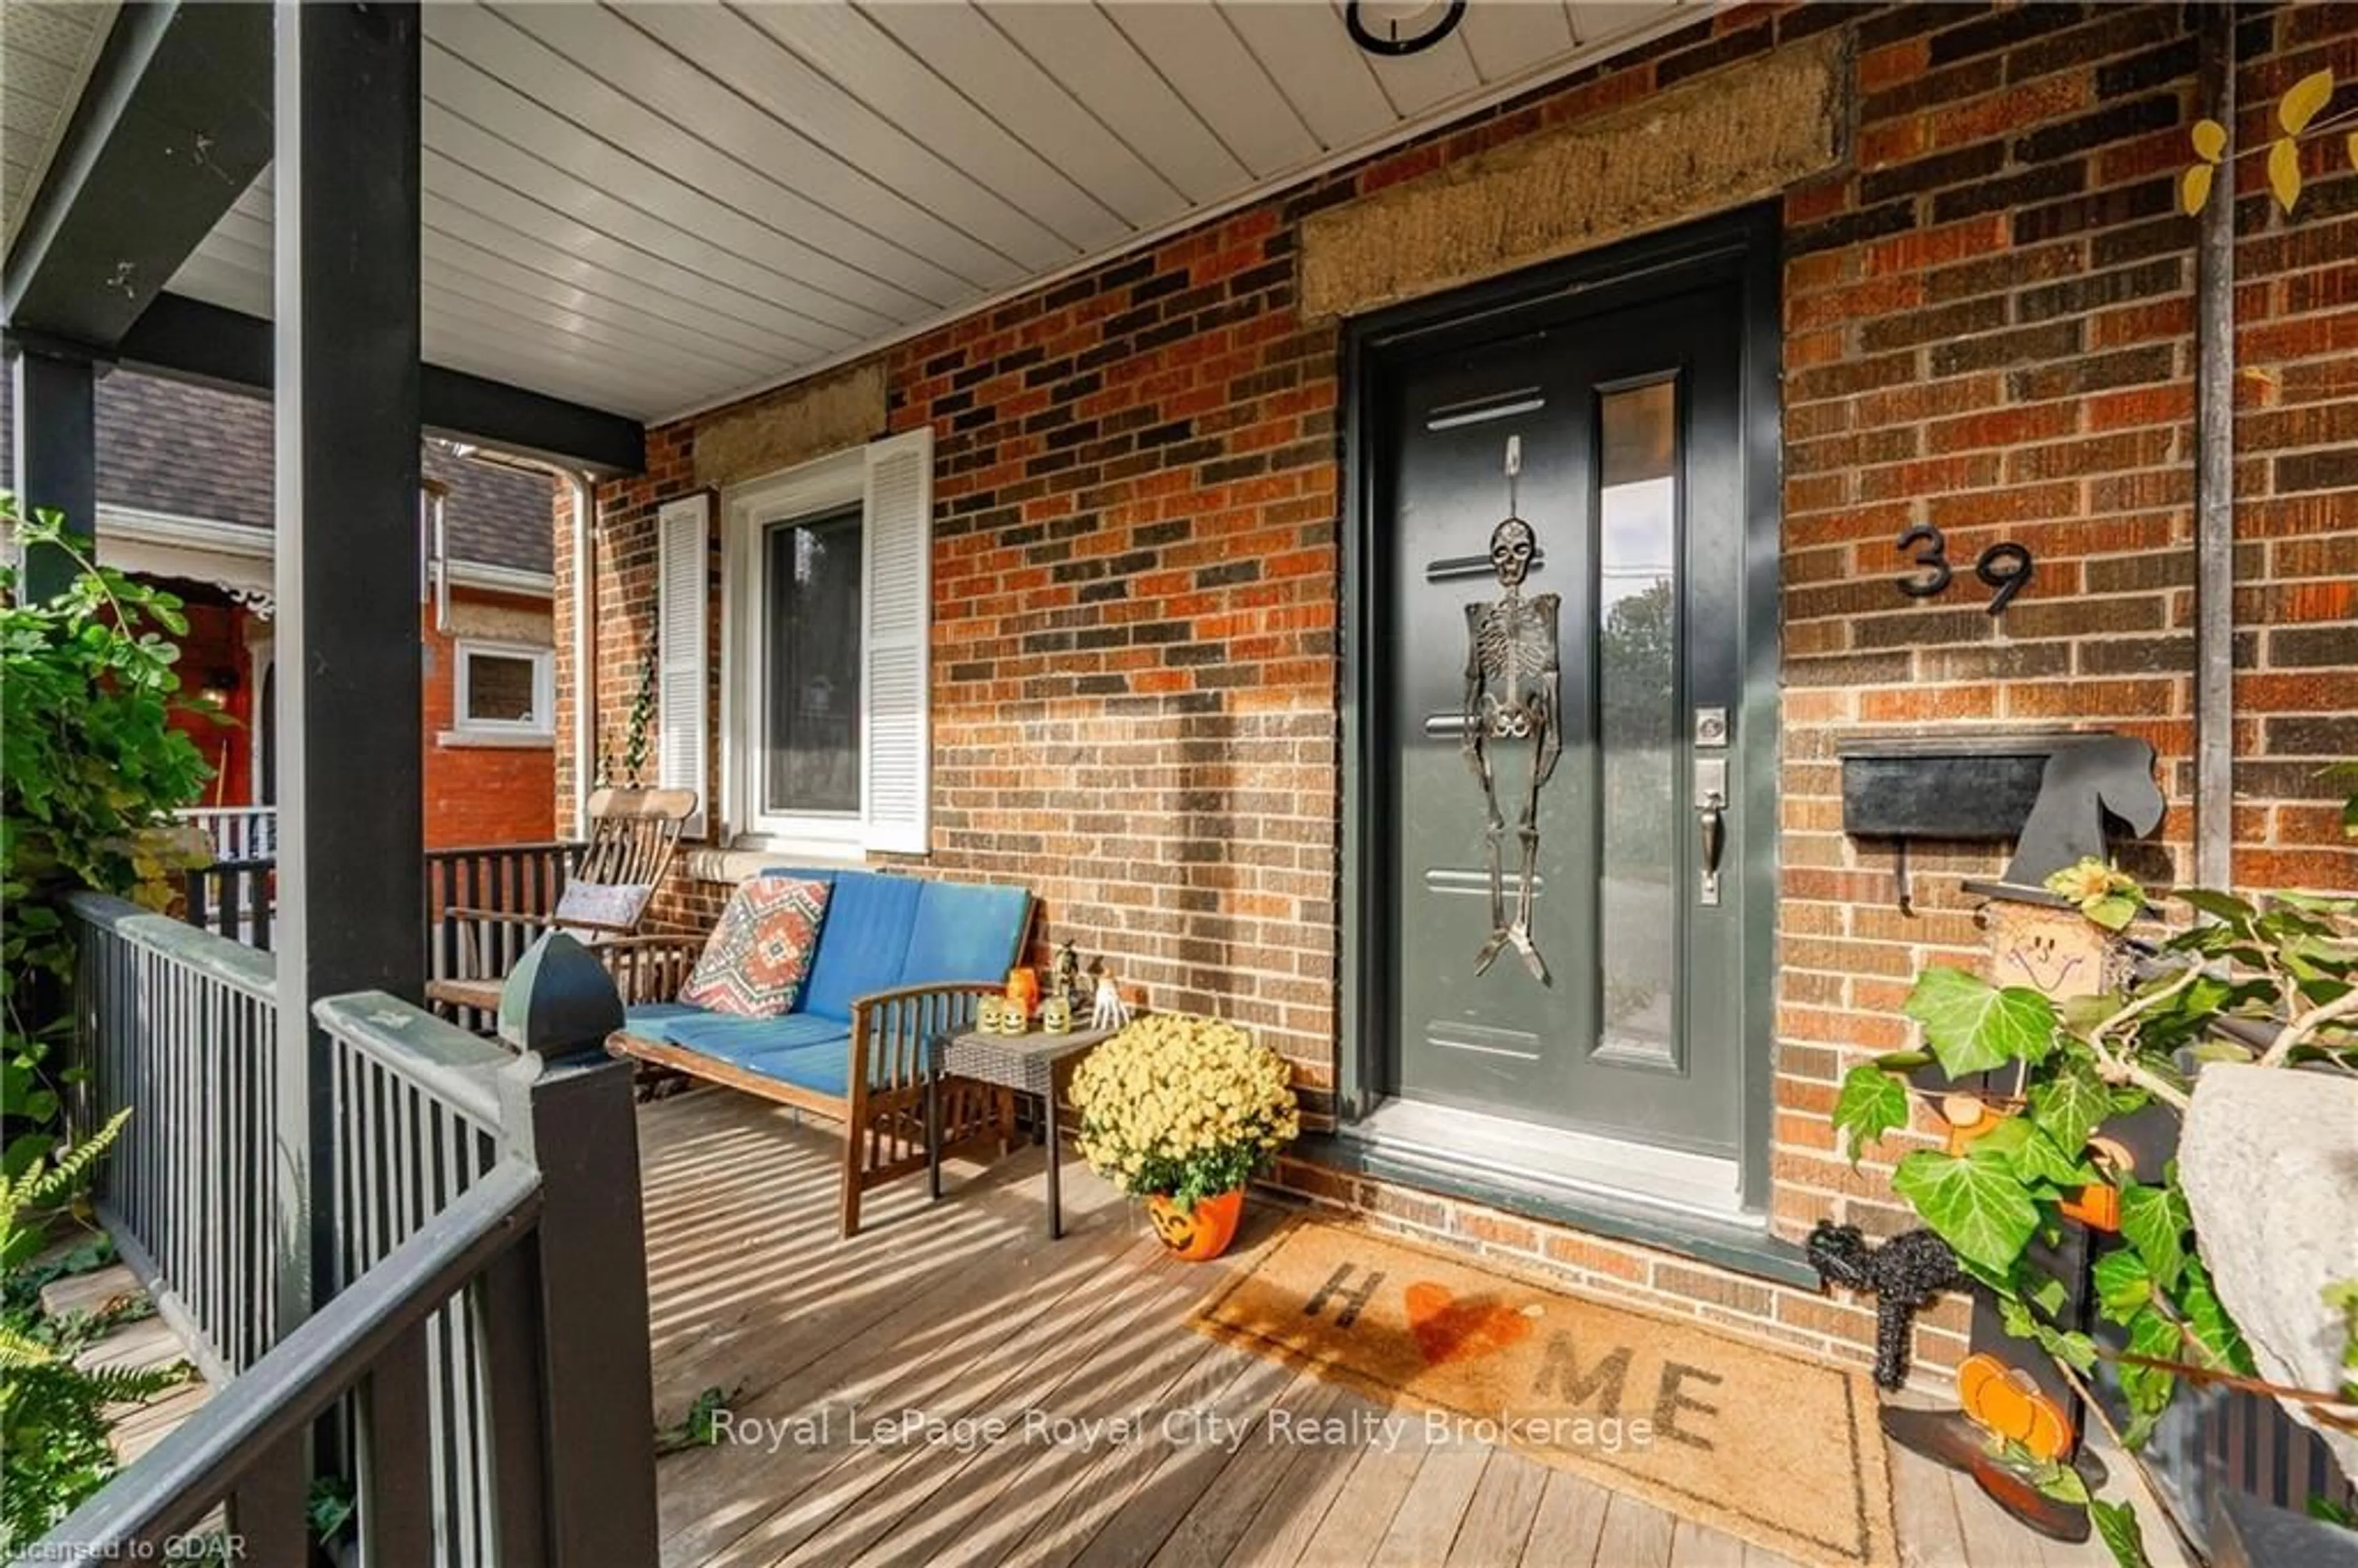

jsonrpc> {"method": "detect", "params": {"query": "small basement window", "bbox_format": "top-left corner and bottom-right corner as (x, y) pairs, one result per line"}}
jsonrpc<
(452, 642), (553, 741)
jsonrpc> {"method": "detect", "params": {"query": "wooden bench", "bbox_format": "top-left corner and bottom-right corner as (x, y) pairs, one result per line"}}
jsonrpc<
(604, 869), (1032, 1236)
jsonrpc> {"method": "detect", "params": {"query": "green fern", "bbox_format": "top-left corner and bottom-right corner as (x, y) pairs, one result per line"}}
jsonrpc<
(3, 1108), (133, 1210)
(0, 1320), (53, 1369)
(0, 1109), (131, 1276)
(0, 1107), (173, 1550)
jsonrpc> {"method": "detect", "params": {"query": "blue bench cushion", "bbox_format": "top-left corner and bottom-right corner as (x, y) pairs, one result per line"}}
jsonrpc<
(623, 1004), (896, 1096)
(750, 1040), (857, 1099)
(623, 1004), (849, 1061)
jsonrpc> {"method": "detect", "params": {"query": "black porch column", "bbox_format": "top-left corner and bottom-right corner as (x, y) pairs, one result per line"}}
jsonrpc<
(7, 344), (98, 602)
(271, 0), (423, 1322)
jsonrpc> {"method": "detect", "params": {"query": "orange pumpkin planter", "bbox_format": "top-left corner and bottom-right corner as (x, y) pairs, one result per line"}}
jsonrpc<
(1148, 1189), (1244, 1261)
(1957, 1351), (2075, 1462)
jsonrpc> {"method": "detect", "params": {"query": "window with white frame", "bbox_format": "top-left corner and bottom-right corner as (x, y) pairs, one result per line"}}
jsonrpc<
(681, 429), (932, 856)
(453, 642), (554, 739)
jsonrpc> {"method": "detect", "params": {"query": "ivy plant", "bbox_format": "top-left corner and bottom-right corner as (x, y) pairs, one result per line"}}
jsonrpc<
(1832, 855), (2358, 1562)
(2, 497), (214, 1174)
(595, 648), (657, 790)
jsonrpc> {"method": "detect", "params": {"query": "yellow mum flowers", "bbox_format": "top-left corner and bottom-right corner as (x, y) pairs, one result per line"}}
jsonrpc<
(1068, 1014), (1301, 1211)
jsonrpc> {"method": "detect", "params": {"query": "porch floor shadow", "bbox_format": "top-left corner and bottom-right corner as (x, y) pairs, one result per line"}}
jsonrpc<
(637, 1089), (2189, 1568)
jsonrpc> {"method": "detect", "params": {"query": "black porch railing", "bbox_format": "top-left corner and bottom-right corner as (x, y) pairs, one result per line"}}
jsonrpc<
(73, 894), (281, 1378)
(51, 893), (657, 1562)
(182, 856), (275, 952)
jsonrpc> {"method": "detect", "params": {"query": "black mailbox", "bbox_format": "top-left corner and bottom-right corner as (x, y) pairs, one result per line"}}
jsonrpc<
(1839, 731), (2165, 898)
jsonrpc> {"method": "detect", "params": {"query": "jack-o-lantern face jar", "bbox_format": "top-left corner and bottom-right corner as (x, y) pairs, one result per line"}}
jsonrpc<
(1146, 1190), (1245, 1262)
(1040, 997), (1073, 1034)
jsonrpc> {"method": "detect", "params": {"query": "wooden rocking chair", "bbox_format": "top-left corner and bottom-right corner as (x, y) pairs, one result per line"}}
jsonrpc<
(425, 787), (698, 1027)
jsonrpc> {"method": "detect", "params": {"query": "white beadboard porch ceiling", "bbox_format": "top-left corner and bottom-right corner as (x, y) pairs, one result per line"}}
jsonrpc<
(163, 1), (1711, 426)
(0, 2), (122, 256)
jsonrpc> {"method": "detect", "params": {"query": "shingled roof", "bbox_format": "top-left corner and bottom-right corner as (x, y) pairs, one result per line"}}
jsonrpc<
(2, 368), (555, 575)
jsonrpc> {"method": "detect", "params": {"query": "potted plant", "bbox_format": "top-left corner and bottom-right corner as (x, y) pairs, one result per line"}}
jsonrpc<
(1830, 852), (2358, 1563)
(1068, 1014), (1299, 1260)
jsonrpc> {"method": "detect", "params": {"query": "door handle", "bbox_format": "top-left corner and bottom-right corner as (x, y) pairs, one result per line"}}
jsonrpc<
(1695, 756), (1728, 907)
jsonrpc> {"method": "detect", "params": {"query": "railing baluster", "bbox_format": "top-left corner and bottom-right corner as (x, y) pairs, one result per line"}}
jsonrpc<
(359, 1054), (383, 1292)
(227, 1429), (310, 1562)
(361, 1319), (436, 1566)
(476, 1241), (550, 1568)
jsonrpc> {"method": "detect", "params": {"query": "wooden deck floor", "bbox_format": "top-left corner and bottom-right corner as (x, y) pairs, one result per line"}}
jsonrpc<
(38, 1259), (212, 1467)
(639, 1089), (2187, 1568)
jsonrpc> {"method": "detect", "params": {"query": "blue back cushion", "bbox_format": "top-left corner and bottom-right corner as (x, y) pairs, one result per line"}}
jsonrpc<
(899, 881), (1032, 988)
(798, 871), (922, 1020)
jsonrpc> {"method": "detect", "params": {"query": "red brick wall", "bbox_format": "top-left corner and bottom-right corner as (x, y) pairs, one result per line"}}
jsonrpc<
(422, 591), (556, 851)
(1760, 0), (2358, 1371)
(562, 1), (2358, 1378)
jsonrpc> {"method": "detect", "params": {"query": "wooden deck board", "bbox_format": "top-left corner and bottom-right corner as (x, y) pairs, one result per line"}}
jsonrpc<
(638, 1088), (2198, 1568)
(1026, 1334), (1298, 1568)
(1593, 1490), (1678, 1568)
(1523, 1470), (1614, 1568)
(40, 1259), (142, 1320)
(1145, 1374), (1350, 1568)
(1290, 1424), (1431, 1568)
(663, 1226), (1175, 1562)
(1440, 1450), (1549, 1567)
(32, 1259), (209, 1472)
(1369, 1436), (1487, 1567)
(807, 1260), (1221, 1567)
(1212, 1389), (1385, 1568)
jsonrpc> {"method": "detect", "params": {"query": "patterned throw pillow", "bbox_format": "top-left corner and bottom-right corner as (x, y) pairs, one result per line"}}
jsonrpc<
(551, 880), (652, 931)
(680, 877), (831, 1019)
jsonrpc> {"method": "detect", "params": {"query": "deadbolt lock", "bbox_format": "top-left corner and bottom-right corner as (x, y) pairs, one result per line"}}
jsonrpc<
(1694, 707), (1729, 747)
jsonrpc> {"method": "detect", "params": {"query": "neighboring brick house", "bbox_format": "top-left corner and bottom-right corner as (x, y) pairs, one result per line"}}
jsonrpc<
(560, 2), (2357, 1383)
(1, 369), (561, 851)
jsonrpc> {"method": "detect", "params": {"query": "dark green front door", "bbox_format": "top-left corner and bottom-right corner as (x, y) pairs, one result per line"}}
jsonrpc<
(1370, 270), (1764, 1195)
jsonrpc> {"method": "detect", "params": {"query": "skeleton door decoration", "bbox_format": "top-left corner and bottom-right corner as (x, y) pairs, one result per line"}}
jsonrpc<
(1463, 439), (1563, 982)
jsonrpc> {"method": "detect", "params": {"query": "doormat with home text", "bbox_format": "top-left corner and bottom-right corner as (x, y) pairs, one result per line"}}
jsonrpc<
(1189, 1219), (1897, 1568)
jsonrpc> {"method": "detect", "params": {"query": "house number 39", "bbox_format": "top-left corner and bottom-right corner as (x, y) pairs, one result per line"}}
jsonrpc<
(1896, 524), (2035, 615)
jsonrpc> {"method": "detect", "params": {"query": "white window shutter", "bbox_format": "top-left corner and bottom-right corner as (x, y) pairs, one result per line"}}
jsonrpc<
(861, 429), (933, 855)
(656, 494), (711, 838)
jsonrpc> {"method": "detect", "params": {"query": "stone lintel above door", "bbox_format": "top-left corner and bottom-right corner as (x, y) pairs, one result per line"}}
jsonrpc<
(1296, 33), (1843, 322)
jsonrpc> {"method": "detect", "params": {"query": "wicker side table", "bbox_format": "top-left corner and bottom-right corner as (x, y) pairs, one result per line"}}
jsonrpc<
(928, 1022), (1118, 1239)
